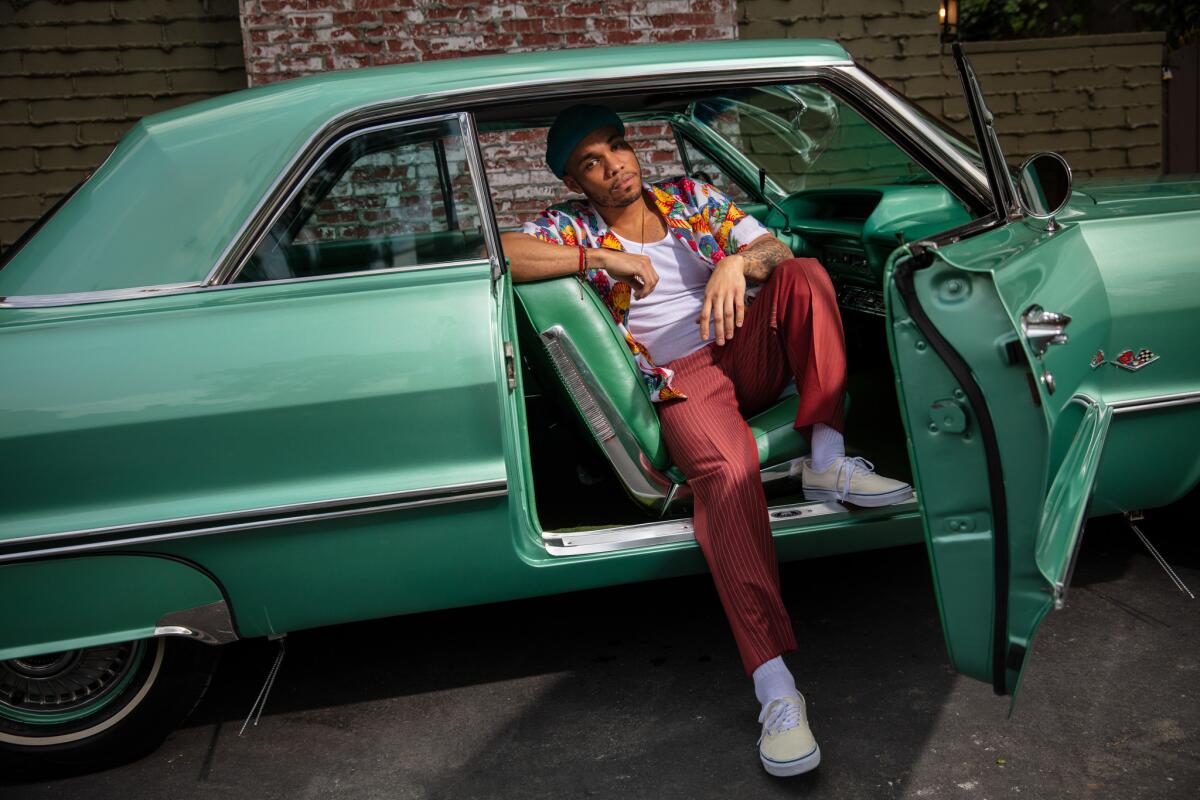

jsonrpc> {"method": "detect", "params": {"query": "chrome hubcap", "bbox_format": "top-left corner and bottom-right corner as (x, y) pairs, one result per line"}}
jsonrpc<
(0, 642), (142, 718)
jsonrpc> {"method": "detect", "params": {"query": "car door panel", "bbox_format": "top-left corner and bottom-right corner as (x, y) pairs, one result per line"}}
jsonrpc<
(886, 244), (1050, 692)
(0, 263), (505, 543)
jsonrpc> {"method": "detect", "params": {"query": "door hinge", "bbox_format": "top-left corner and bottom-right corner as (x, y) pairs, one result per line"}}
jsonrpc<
(503, 341), (516, 391)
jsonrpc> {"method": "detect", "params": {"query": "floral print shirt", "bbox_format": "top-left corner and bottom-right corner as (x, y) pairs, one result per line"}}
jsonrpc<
(520, 175), (769, 402)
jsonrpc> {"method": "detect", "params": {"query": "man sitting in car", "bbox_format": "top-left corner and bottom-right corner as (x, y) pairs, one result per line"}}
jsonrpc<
(500, 104), (912, 777)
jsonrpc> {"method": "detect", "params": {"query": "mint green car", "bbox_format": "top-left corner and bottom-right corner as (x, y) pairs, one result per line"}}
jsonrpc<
(2, 40), (1198, 769)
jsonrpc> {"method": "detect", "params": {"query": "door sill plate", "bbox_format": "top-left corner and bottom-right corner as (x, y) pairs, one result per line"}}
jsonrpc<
(541, 497), (916, 556)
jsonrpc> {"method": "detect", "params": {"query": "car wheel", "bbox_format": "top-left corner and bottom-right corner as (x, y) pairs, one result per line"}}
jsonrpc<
(0, 636), (221, 772)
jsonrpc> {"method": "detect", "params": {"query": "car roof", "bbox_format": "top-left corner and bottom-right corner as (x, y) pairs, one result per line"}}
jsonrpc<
(152, 38), (851, 133)
(0, 40), (851, 300)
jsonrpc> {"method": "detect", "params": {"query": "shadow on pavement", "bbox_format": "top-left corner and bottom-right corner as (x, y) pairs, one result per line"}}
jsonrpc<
(6, 502), (1196, 799)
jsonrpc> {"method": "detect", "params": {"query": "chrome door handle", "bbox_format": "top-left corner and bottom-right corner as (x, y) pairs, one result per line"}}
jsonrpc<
(1021, 304), (1071, 357)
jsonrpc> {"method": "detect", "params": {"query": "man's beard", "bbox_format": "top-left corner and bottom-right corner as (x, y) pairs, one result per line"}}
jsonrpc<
(603, 189), (641, 208)
(588, 180), (641, 209)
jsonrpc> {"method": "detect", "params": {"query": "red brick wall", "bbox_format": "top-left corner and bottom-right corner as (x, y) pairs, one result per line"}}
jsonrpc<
(237, 1), (738, 228)
(238, 1), (737, 84)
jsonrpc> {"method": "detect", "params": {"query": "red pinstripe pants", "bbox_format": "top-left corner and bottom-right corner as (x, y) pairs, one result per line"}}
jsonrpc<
(657, 258), (847, 675)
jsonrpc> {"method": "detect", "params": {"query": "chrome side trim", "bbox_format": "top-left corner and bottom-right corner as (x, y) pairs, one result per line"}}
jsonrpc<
(1071, 390), (1200, 415)
(0, 260), (491, 309)
(0, 282), (203, 309)
(0, 479), (507, 564)
(154, 600), (239, 646)
(1110, 390), (1200, 414)
(542, 497), (919, 556)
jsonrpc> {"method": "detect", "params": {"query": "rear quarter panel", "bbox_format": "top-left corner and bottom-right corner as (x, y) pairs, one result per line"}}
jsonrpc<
(0, 555), (226, 661)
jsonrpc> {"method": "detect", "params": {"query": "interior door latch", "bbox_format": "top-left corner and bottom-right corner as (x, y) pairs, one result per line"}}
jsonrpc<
(1021, 304), (1071, 357)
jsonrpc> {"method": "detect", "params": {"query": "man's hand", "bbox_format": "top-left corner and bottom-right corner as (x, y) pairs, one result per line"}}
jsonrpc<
(500, 232), (659, 296)
(594, 248), (660, 300)
(698, 254), (747, 345)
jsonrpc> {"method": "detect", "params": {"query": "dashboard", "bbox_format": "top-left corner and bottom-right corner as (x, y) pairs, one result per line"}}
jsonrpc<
(765, 185), (973, 316)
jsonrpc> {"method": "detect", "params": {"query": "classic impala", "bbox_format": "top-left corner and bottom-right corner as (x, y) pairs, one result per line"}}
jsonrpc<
(2, 39), (1198, 768)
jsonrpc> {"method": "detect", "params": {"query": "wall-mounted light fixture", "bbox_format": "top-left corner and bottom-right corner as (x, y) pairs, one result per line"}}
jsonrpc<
(939, 0), (959, 43)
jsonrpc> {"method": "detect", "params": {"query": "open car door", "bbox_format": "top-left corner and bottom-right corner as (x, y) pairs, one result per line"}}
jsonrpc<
(883, 45), (1111, 699)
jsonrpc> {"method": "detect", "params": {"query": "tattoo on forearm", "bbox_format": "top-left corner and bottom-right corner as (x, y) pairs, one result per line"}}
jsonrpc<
(740, 236), (793, 283)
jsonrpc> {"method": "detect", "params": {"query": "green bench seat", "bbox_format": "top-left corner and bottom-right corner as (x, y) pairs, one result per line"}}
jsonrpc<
(515, 274), (815, 515)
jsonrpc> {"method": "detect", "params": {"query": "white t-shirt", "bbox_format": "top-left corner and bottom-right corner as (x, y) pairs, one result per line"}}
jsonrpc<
(610, 229), (714, 366)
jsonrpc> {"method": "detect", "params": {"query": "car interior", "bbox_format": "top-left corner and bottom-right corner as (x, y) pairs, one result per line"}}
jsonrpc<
(476, 83), (981, 534)
(241, 81), (985, 538)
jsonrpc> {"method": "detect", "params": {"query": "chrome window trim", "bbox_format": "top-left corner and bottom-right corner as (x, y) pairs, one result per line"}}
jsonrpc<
(459, 111), (507, 282)
(2, 54), (993, 308)
(204, 59), (854, 288)
(0, 479), (507, 564)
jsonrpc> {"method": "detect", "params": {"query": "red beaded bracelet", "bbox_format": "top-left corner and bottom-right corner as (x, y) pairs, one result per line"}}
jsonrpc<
(578, 246), (586, 273)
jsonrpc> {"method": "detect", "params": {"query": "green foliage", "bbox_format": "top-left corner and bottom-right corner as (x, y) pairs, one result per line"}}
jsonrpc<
(959, 0), (1198, 48)
(1131, 1), (1200, 48)
(958, 0), (1085, 41)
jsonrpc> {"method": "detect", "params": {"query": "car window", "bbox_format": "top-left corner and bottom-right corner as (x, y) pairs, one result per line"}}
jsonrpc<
(692, 85), (935, 194)
(236, 117), (486, 284)
(676, 134), (753, 205)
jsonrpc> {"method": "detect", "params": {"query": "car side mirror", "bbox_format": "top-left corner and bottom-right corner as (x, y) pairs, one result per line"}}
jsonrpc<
(1015, 152), (1072, 228)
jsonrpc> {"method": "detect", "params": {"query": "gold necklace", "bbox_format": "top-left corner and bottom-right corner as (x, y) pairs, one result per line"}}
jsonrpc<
(639, 202), (646, 254)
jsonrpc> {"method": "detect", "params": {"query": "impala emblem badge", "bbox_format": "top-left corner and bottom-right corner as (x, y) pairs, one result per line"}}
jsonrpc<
(1090, 350), (1105, 369)
(1113, 348), (1159, 371)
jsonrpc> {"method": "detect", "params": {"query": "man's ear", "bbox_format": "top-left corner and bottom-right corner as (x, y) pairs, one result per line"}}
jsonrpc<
(563, 174), (582, 194)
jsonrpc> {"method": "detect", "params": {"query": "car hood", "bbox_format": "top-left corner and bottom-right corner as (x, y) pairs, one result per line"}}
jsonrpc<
(1069, 174), (1200, 218)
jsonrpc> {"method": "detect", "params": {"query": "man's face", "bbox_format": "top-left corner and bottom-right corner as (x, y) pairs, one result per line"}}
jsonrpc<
(562, 125), (643, 208)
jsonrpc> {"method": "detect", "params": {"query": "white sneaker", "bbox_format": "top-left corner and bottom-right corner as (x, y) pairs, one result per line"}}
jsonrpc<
(758, 695), (821, 777)
(801, 456), (913, 507)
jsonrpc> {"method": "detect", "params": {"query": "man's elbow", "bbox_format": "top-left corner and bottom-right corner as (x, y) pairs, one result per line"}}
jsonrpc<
(499, 231), (534, 283)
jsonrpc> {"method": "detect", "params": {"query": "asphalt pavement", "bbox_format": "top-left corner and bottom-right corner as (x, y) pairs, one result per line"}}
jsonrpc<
(4, 506), (1198, 800)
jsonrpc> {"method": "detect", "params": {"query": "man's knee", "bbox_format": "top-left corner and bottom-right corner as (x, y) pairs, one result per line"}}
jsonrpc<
(771, 258), (835, 304)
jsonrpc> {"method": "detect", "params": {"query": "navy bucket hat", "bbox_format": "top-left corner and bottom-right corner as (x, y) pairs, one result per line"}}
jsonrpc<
(545, 104), (625, 180)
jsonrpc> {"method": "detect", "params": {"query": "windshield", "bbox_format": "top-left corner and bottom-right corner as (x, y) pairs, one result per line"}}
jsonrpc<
(691, 84), (943, 193)
(853, 64), (987, 174)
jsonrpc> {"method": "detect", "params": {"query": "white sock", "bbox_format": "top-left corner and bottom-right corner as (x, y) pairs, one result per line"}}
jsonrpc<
(810, 423), (845, 473)
(753, 655), (798, 709)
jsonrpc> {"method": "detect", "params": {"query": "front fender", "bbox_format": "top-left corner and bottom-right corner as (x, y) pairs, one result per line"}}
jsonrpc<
(0, 554), (237, 661)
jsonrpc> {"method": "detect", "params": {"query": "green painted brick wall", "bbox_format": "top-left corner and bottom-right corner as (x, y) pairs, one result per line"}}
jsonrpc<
(0, 0), (247, 250)
(738, 0), (1165, 182)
